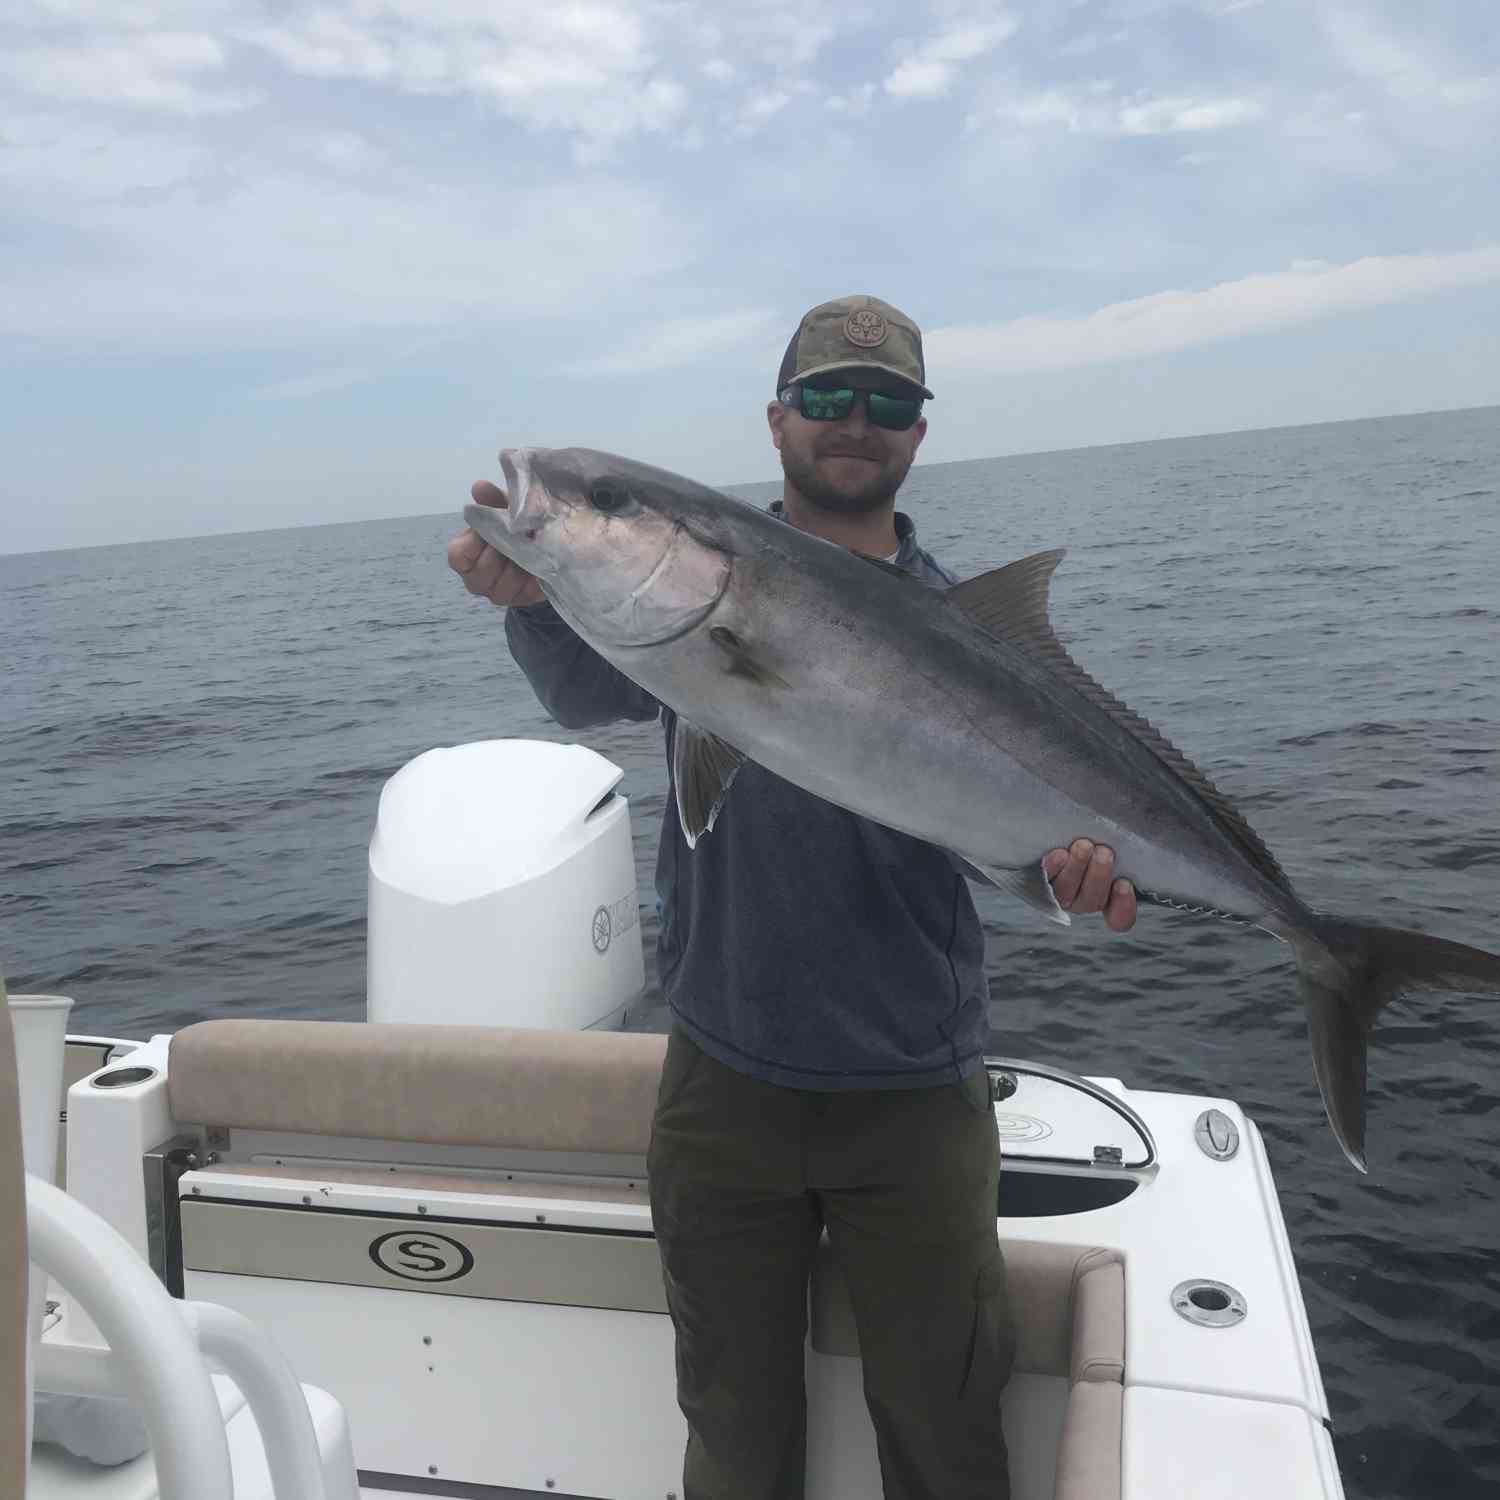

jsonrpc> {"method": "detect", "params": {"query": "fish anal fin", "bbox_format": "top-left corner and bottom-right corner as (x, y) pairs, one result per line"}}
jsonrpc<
(962, 855), (1073, 927)
(948, 553), (1290, 894)
(673, 720), (746, 848)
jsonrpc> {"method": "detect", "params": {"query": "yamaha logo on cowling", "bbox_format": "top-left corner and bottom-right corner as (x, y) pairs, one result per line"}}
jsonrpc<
(591, 891), (637, 954)
(368, 1230), (475, 1283)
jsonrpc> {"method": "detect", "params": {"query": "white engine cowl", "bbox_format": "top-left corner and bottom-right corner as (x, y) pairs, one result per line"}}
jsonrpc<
(367, 739), (645, 1030)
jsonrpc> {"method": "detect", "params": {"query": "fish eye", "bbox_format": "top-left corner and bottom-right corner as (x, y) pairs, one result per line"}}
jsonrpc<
(589, 482), (628, 513)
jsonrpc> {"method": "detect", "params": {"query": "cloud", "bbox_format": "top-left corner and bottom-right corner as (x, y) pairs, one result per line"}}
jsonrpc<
(885, 17), (1019, 99)
(826, 82), (876, 115)
(719, 9), (836, 72)
(736, 88), (793, 133)
(250, 363), (396, 401)
(565, 308), (779, 376)
(240, 1), (688, 157)
(0, 109), (211, 196)
(0, 30), (255, 114)
(927, 248), (1500, 373)
(1319, 6), (1499, 117)
(14, 1), (243, 26)
(0, 168), (697, 344)
(1117, 94), (1263, 134)
(1321, 6), (1429, 94)
(976, 86), (1264, 135)
(249, 331), (452, 399)
(310, 130), (382, 174)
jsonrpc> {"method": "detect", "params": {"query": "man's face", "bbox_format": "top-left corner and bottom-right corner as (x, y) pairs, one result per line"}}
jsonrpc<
(766, 375), (928, 517)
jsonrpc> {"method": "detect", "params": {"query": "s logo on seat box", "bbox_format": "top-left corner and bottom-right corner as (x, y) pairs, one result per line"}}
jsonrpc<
(368, 1229), (475, 1283)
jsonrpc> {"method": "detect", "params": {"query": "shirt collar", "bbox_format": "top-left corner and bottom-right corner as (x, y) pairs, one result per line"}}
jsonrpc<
(768, 500), (922, 566)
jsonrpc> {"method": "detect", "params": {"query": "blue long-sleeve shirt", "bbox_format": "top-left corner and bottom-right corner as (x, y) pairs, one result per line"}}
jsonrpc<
(503, 503), (988, 1090)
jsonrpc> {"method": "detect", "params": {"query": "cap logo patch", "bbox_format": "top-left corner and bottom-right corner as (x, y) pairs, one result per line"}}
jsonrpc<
(843, 309), (888, 348)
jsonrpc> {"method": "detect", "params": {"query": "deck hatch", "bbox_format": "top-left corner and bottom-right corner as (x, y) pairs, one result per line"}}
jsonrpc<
(984, 1057), (1156, 1173)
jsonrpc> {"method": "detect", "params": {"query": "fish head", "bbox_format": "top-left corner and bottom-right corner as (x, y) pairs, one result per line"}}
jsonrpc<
(464, 448), (733, 647)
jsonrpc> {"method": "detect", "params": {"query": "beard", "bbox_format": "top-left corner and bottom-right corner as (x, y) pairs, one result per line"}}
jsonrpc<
(778, 440), (914, 516)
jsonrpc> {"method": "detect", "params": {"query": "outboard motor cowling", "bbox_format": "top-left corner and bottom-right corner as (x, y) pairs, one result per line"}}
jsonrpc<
(367, 740), (644, 1030)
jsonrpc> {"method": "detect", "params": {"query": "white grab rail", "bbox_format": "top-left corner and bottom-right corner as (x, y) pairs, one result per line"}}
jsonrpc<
(183, 1301), (345, 1500)
(27, 1174), (232, 1499)
(27, 1174), (343, 1500)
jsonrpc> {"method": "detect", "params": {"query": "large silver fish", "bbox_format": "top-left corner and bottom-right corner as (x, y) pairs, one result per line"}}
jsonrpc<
(465, 447), (1500, 1171)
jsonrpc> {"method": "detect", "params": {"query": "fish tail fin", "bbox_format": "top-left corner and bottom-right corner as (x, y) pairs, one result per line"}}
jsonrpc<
(1289, 917), (1500, 1173)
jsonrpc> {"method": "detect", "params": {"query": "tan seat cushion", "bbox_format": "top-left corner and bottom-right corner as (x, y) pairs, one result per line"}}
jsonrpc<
(811, 1234), (1124, 1384)
(2, 1005), (29, 1500)
(1054, 1378), (1124, 1500)
(1072, 1256), (1126, 1384)
(169, 1020), (667, 1156)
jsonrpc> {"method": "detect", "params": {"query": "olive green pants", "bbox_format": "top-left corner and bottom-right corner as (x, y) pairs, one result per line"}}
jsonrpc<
(648, 1029), (1013, 1500)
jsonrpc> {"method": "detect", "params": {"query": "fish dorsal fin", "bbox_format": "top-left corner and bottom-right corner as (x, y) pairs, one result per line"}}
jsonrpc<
(949, 552), (1290, 892)
(946, 549), (1070, 649)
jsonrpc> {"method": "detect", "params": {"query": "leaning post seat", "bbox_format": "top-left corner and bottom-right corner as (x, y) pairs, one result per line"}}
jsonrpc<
(168, 1019), (669, 1155)
(167, 1020), (1125, 1497)
(812, 1236), (1126, 1500)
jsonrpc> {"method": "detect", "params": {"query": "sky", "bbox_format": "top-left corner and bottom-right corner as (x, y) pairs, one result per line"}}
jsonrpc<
(2, 0), (1498, 554)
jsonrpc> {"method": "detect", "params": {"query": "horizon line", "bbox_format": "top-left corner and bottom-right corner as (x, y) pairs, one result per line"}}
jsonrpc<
(4, 398), (1495, 560)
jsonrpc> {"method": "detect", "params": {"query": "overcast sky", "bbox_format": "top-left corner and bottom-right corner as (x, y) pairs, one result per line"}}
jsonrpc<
(3, 0), (1498, 554)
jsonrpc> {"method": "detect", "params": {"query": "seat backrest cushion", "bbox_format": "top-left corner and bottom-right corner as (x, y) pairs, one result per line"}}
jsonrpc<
(169, 1020), (667, 1156)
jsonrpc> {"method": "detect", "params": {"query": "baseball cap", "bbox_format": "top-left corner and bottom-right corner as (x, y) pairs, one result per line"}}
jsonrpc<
(776, 294), (934, 401)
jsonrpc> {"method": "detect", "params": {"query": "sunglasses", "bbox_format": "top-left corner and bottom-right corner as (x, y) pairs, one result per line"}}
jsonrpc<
(778, 381), (924, 432)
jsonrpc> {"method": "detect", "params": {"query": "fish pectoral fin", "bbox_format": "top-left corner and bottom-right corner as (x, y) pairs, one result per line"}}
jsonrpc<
(673, 720), (746, 849)
(708, 626), (788, 689)
(962, 857), (1073, 927)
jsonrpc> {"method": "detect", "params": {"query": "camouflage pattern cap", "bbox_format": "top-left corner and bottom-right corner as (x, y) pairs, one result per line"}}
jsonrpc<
(776, 294), (933, 400)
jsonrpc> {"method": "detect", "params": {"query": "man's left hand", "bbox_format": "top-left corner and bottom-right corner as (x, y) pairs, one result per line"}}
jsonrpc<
(1043, 840), (1137, 932)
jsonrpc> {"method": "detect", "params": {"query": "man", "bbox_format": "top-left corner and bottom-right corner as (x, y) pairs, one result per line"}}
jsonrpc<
(448, 294), (1136, 1500)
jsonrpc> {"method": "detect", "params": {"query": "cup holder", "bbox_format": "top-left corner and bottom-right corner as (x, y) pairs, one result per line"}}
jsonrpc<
(90, 1066), (159, 1090)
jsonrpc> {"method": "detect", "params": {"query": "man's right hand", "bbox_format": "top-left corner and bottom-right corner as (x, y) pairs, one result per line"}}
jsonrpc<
(447, 479), (546, 609)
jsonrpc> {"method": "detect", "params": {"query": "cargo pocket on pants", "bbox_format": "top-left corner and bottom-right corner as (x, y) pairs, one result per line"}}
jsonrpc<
(962, 1249), (1016, 1407)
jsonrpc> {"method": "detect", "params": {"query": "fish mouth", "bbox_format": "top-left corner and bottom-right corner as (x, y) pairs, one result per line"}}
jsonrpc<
(498, 447), (533, 526)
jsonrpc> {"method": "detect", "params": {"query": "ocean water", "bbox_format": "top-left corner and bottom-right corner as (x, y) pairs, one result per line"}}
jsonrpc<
(3, 405), (1498, 1495)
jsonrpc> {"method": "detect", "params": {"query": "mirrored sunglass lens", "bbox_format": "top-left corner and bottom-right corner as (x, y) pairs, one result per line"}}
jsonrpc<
(800, 386), (855, 420)
(867, 393), (921, 430)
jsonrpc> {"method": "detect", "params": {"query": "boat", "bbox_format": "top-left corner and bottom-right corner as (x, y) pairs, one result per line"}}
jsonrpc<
(6, 739), (1347, 1499)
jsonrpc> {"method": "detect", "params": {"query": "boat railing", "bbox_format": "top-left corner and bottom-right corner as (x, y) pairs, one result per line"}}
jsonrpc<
(27, 1172), (357, 1499)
